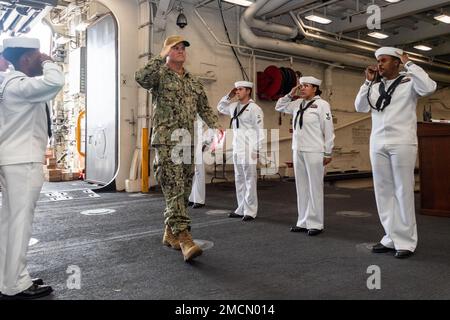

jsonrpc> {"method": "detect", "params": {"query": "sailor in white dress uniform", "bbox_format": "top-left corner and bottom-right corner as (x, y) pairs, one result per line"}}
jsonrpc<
(275, 76), (335, 236)
(0, 38), (64, 298)
(355, 47), (437, 258)
(217, 81), (264, 221)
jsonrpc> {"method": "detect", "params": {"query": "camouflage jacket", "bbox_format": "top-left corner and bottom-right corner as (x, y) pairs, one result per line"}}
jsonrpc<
(135, 56), (218, 146)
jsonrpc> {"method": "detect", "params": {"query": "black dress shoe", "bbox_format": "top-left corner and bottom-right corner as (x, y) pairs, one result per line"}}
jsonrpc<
(290, 226), (307, 233)
(32, 278), (44, 286)
(307, 229), (323, 236)
(2, 283), (53, 300)
(372, 243), (395, 253)
(242, 215), (255, 221)
(228, 212), (243, 218)
(192, 203), (205, 209)
(0, 278), (44, 296)
(395, 250), (414, 259)
(188, 202), (194, 207)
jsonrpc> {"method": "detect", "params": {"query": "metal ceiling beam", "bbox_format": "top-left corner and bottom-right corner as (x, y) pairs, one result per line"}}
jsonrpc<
(258, 0), (317, 18)
(0, 0), (57, 7)
(326, 0), (450, 34)
(383, 21), (450, 46)
(427, 41), (450, 56)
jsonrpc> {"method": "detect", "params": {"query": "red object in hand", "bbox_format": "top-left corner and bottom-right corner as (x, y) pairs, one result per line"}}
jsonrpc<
(210, 129), (225, 153)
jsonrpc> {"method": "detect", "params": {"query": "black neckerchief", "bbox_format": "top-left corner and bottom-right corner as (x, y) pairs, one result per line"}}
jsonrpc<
(368, 75), (405, 112)
(294, 100), (316, 130)
(230, 102), (250, 128)
(45, 103), (52, 138)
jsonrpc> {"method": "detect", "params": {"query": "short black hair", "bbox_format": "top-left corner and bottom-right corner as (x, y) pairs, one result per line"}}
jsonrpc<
(313, 85), (322, 96)
(2, 47), (36, 69)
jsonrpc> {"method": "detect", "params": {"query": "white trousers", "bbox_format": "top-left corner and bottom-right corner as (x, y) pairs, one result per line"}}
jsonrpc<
(293, 151), (324, 230)
(370, 144), (418, 252)
(189, 163), (205, 205)
(233, 153), (258, 218)
(0, 163), (44, 295)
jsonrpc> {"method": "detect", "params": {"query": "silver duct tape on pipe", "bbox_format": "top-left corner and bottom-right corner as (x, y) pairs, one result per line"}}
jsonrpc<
(243, 0), (297, 38)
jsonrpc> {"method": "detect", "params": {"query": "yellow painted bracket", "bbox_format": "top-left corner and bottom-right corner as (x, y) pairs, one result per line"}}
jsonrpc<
(76, 110), (86, 157)
(141, 127), (149, 193)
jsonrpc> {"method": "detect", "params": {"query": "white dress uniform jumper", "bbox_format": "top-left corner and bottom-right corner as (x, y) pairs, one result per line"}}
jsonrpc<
(276, 92), (335, 230)
(217, 90), (264, 219)
(0, 57), (64, 295)
(189, 116), (214, 205)
(355, 60), (437, 252)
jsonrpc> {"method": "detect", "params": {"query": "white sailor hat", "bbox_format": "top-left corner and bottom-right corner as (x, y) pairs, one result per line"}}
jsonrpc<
(375, 47), (403, 59)
(3, 37), (40, 50)
(234, 81), (253, 88)
(299, 76), (322, 86)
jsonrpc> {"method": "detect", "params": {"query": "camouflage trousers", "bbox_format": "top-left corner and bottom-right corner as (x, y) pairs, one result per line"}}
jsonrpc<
(153, 146), (194, 235)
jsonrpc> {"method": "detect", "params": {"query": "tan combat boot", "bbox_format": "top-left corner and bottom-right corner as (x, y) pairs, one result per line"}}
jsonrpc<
(178, 230), (203, 262)
(162, 225), (180, 250)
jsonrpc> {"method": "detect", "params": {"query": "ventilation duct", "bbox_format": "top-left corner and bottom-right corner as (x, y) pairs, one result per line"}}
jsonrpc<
(240, 0), (450, 83)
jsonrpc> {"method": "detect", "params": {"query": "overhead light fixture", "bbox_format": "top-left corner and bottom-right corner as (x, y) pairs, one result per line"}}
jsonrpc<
(223, 0), (253, 7)
(368, 31), (389, 39)
(413, 44), (432, 51)
(434, 13), (450, 24)
(384, 0), (402, 3)
(305, 14), (332, 25)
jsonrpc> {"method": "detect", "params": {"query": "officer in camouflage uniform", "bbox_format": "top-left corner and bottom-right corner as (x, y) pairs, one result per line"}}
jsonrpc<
(135, 35), (219, 262)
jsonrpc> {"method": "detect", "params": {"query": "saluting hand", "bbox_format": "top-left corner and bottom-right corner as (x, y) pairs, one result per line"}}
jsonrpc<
(160, 45), (171, 59)
(365, 66), (378, 81)
(289, 84), (302, 97)
(228, 88), (237, 99)
(397, 51), (410, 65)
(40, 53), (54, 63)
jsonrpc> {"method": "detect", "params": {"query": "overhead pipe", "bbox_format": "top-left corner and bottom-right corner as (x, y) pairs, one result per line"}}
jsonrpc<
(288, 11), (377, 54)
(196, 0), (296, 39)
(295, 12), (386, 48)
(193, 3), (346, 95)
(234, 6), (344, 68)
(194, 7), (341, 68)
(242, 0), (297, 39)
(240, 0), (450, 83)
(293, 12), (450, 69)
(262, 0), (324, 19)
(241, 18), (373, 67)
(244, 0), (449, 70)
(253, 0), (291, 17)
(296, 0), (342, 15)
